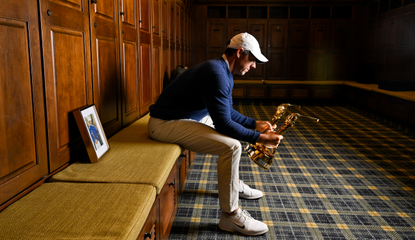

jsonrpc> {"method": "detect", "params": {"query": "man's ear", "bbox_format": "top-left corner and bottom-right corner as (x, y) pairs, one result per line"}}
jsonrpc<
(236, 47), (244, 58)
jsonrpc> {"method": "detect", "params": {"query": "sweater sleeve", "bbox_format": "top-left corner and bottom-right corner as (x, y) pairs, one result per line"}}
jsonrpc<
(202, 73), (260, 144)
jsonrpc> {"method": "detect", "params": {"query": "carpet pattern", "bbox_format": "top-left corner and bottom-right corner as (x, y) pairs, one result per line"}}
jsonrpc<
(169, 103), (415, 239)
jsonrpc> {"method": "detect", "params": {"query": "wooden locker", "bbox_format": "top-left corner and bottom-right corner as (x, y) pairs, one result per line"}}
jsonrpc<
(90, 0), (122, 136)
(308, 20), (330, 80)
(228, 19), (247, 80)
(248, 19), (267, 79)
(153, 0), (163, 102)
(139, 0), (153, 115)
(328, 20), (350, 79)
(288, 20), (309, 79)
(120, 0), (140, 126)
(40, 0), (93, 171)
(228, 19), (247, 40)
(268, 20), (288, 79)
(0, 0), (48, 208)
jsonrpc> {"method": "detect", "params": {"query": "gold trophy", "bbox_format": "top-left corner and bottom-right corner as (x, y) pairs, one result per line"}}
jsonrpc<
(245, 109), (319, 171)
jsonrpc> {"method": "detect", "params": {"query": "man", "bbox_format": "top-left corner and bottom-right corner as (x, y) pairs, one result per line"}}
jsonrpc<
(148, 32), (283, 236)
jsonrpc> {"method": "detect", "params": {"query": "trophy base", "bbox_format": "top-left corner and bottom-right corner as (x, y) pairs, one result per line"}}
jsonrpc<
(245, 143), (273, 171)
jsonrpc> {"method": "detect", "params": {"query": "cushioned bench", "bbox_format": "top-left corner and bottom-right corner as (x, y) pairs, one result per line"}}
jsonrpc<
(0, 113), (185, 239)
(50, 114), (183, 194)
(0, 182), (156, 240)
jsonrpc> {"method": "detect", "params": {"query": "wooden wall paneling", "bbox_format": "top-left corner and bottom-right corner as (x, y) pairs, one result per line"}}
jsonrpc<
(162, 0), (170, 87)
(290, 85), (311, 99)
(139, 0), (153, 115)
(176, 3), (181, 65)
(269, 85), (290, 99)
(120, 0), (140, 126)
(288, 20), (309, 80)
(228, 19), (247, 80)
(328, 20), (350, 79)
(248, 19), (268, 80)
(267, 20), (288, 79)
(246, 85), (268, 98)
(399, 5), (415, 82)
(308, 19), (329, 80)
(40, 0), (93, 171)
(366, 18), (376, 49)
(232, 85), (246, 98)
(207, 19), (226, 60)
(90, 0), (122, 137)
(227, 19), (247, 40)
(0, 0), (48, 207)
(153, 0), (163, 102)
(376, 14), (387, 48)
(181, 9), (186, 66)
(170, 0), (176, 71)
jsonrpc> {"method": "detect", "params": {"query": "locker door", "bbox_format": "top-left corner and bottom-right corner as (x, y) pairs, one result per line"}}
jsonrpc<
(268, 20), (288, 79)
(40, 0), (93, 171)
(248, 19), (267, 79)
(0, 0), (48, 207)
(308, 20), (329, 80)
(120, 0), (140, 125)
(288, 20), (309, 80)
(139, 0), (152, 115)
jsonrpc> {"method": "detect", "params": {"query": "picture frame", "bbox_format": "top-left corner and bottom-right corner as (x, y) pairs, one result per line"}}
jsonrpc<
(73, 105), (109, 163)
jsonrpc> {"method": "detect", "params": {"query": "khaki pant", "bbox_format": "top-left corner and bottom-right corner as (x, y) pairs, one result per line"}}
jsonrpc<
(148, 116), (241, 213)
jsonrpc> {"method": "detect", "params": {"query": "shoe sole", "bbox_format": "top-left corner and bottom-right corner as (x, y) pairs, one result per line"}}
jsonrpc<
(218, 223), (268, 236)
(239, 194), (264, 200)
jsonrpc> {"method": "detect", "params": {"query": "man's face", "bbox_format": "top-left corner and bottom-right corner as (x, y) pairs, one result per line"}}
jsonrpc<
(235, 51), (257, 76)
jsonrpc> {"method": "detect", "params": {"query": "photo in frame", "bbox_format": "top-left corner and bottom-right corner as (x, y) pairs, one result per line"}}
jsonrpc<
(73, 105), (109, 163)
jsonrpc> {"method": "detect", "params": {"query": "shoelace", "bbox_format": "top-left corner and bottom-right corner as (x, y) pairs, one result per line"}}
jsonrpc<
(240, 210), (253, 221)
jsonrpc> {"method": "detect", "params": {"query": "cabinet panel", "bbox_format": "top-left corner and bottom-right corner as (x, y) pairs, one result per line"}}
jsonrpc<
(139, 0), (151, 33)
(153, 0), (161, 36)
(268, 20), (288, 79)
(120, 0), (140, 126)
(228, 19), (247, 40)
(91, 0), (122, 137)
(289, 20), (309, 49)
(123, 41), (139, 115)
(208, 20), (226, 49)
(140, 39), (152, 115)
(41, 0), (93, 171)
(0, 0), (48, 206)
(249, 20), (267, 79)
(288, 50), (308, 79)
(268, 50), (286, 79)
(400, 6), (415, 47)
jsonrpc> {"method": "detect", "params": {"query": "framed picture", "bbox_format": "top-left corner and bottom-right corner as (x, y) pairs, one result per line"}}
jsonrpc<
(73, 105), (109, 163)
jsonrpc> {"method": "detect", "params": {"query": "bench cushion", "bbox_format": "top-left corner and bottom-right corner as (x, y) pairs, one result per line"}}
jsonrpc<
(0, 182), (156, 240)
(51, 114), (182, 194)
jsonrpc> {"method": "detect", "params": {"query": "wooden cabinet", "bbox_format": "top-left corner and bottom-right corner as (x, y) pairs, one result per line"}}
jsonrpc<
(139, 0), (153, 115)
(120, 0), (140, 126)
(91, 0), (123, 136)
(328, 20), (350, 79)
(248, 20), (267, 80)
(287, 20), (309, 80)
(40, 0), (93, 171)
(0, 0), (48, 207)
(267, 20), (288, 80)
(308, 20), (330, 80)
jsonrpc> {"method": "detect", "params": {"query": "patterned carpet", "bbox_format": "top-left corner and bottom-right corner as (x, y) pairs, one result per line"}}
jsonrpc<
(168, 102), (415, 239)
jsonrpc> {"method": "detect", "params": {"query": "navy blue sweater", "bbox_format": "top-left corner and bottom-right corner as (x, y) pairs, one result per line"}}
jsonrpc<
(149, 57), (261, 144)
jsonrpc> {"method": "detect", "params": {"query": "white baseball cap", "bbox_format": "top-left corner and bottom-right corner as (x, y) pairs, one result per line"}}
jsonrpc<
(227, 32), (268, 63)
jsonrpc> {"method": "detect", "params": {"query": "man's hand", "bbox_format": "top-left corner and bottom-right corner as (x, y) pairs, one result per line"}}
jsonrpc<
(256, 120), (276, 133)
(257, 133), (283, 149)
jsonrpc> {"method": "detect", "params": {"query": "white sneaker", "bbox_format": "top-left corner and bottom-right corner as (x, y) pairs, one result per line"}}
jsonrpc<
(218, 208), (269, 236)
(239, 180), (263, 199)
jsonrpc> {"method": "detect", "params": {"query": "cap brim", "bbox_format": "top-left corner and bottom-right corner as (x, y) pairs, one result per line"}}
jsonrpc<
(251, 51), (268, 64)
